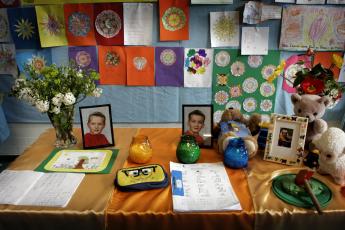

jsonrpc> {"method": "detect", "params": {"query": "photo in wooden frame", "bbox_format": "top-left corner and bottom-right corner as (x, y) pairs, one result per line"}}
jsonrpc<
(263, 114), (308, 166)
(79, 104), (115, 149)
(182, 104), (213, 148)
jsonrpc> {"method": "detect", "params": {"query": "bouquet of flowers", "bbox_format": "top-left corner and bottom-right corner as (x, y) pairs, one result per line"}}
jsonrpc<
(10, 61), (102, 147)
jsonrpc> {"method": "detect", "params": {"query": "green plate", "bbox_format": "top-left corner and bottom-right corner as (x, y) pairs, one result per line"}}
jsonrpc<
(272, 174), (332, 209)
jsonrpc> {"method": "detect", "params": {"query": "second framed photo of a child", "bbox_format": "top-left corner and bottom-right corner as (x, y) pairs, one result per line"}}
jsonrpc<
(182, 104), (213, 148)
(79, 104), (115, 149)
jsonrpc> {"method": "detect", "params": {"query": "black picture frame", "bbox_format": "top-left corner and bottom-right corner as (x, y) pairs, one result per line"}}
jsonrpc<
(79, 104), (115, 149)
(182, 104), (213, 148)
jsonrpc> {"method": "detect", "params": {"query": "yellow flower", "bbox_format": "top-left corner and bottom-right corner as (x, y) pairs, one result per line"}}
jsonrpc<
(332, 54), (343, 69)
(267, 60), (286, 83)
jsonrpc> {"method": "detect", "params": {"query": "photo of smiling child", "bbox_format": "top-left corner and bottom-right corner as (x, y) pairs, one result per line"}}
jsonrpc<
(84, 111), (110, 147)
(184, 110), (205, 146)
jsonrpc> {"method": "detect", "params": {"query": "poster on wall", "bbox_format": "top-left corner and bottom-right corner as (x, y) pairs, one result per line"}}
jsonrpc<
(64, 4), (96, 46)
(16, 48), (52, 74)
(7, 7), (41, 49)
(94, 3), (124, 46)
(0, 44), (17, 76)
(68, 46), (98, 72)
(126, 46), (155, 86)
(0, 9), (11, 43)
(124, 3), (153, 45)
(241, 27), (269, 55)
(191, 0), (233, 3)
(212, 49), (280, 123)
(184, 48), (214, 87)
(210, 11), (239, 47)
(36, 5), (68, 47)
(155, 47), (184, 87)
(279, 5), (345, 51)
(159, 0), (189, 41)
(98, 46), (126, 85)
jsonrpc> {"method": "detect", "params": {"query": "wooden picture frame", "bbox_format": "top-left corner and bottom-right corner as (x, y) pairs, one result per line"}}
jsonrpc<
(182, 104), (213, 148)
(79, 104), (115, 149)
(263, 114), (308, 166)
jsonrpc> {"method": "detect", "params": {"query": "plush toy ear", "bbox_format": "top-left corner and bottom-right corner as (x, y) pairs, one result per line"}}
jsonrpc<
(318, 96), (331, 107)
(291, 94), (302, 105)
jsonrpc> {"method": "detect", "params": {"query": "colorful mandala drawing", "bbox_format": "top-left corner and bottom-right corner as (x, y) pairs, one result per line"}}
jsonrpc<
(76, 51), (91, 68)
(213, 15), (235, 42)
(230, 85), (242, 98)
(0, 47), (15, 70)
(28, 55), (46, 73)
(40, 14), (64, 36)
(231, 61), (245, 77)
(95, 10), (121, 38)
(225, 100), (241, 110)
(14, 18), (35, 40)
(0, 15), (9, 39)
(214, 90), (229, 105)
(105, 51), (120, 66)
(160, 49), (176, 66)
(260, 82), (275, 97)
(247, 55), (263, 68)
(261, 65), (276, 80)
(1, 0), (15, 5)
(162, 7), (186, 32)
(242, 77), (258, 94)
(185, 49), (210, 75)
(68, 12), (91, 37)
(243, 97), (257, 112)
(260, 99), (273, 112)
(217, 73), (228, 86)
(215, 51), (230, 67)
(284, 64), (304, 87)
(213, 110), (224, 123)
(133, 56), (147, 71)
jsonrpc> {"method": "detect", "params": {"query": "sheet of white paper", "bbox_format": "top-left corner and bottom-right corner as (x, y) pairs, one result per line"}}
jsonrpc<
(191, 0), (233, 4)
(261, 5), (282, 21)
(296, 0), (325, 3)
(338, 54), (345, 82)
(124, 3), (153, 45)
(241, 27), (269, 55)
(275, 0), (295, 2)
(243, 1), (261, 24)
(0, 170), (43, 205)
(17, 173), (84, 207)
(210, 11), (239, 47)
(327, 0), (345, 4)
(170, 162), (242, 212)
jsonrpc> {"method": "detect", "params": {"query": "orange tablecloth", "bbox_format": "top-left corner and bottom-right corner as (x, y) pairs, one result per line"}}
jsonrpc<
(0, 128), (138, 230)
(106, 128), (255, 230)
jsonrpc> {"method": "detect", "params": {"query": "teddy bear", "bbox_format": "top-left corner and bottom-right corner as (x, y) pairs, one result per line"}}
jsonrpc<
(312, 127), (345, 186)
(291, 93), (331, 149)
(214, 108), (261, 159)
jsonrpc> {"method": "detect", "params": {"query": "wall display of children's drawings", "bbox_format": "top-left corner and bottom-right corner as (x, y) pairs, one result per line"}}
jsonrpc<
(68, 46), (98, 72)
(98, 45), (126, 85)
(123, 3), (153, 46)
(35, 5), (68, 47)
(94, 3), (124, 46)
(16, 49), (52, 74)
(327, 0), (345, 4)
(282, 54), (311, 93)
(7, 7), (40, 49)
(0, 9), (11, 43)
(184, 48), (214, 87)
(241, 27), (269, 55)
(155, 47), (184, 87)
(126, 46), (155, 86)
(280, 5), (345, 51)
(338, 54), (345, 82)
(0, 44), (17, 76)
(63, 3), (96, 46)
(159, 0), (189, 41)
(212, 49), (280, 124)
(296, 0), (325, 4)
(210, 11), (239, 47)
(191, 0), (233, 3)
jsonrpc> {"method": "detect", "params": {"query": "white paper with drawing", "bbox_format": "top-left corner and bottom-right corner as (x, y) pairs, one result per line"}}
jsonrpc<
(241, 27), (269, 55)
(243, 2), (281, 24)
(170, 162), (241, 212)
(327, 0), (345, 4)
(280, 6), (345, 51)
(210, 11), (239, 47)
(296, 0), (325, 4)
(191, 0), (233, 4)
(123, 3), (153, 45)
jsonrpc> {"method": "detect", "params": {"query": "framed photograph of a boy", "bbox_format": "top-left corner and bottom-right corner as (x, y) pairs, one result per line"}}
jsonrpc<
(263, 114), (308, 166)
(182, 104), (213, 148)
(79, 104), (115, 149)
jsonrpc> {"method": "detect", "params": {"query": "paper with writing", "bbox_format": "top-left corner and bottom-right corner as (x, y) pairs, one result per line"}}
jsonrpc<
(241, 27), (269, 55)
